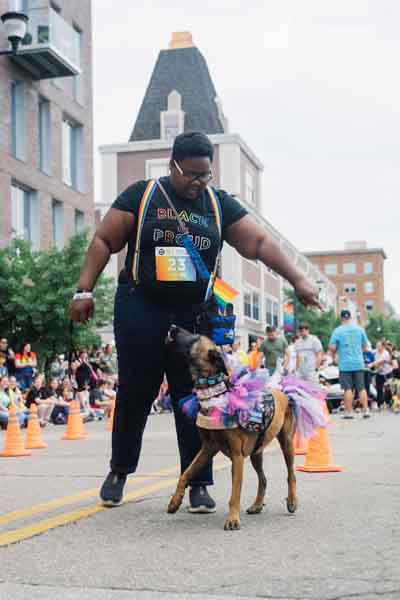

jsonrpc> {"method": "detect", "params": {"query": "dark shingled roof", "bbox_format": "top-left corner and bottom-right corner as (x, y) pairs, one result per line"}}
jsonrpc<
(129, 46), (225, 141)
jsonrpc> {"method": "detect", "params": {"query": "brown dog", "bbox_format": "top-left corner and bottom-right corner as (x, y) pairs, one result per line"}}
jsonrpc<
(166, 326), (298, 531)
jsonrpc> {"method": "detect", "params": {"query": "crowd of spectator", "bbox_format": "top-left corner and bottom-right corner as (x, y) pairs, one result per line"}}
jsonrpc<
(0, 337), (118, 430)
(2, 322), (399, 430)
(226, 322), (400, 414)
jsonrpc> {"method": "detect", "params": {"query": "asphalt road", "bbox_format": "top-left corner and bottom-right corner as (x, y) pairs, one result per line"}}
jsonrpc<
(0, 410), (399, 600)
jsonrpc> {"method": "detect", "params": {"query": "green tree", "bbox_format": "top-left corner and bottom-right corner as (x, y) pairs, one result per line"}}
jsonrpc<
(0, 233), (115, 370)
(366, 311), (400, 348)
(284, 288), (340, 350)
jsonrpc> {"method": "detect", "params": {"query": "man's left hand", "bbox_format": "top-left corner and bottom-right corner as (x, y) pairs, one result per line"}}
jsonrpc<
(294, 277), (322, 310)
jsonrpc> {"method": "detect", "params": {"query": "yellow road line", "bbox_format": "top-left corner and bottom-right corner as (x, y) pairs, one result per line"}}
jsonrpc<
(0, 465), (181, 527)
(0, 460), (230, 547)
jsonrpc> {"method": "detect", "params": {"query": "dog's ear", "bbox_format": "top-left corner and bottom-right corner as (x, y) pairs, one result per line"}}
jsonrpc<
(207, 348), (228, 375)
(208, 348), (221, 364)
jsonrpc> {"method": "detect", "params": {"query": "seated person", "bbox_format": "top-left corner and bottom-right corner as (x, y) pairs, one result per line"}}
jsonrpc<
(7, 376), (25, 410)
(25, 375), (56, 427)
(42, 378), (69, 425)
(89, 380), (112, 418)
(0, 375), (28, 428)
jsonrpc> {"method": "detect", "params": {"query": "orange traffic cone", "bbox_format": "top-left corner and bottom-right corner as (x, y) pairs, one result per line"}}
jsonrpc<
(0, 404), (31, 457)
(293, 432), (308, 455)
(107, 399), (115, 432)
(25, 404), (48, 449)
(62, 400), (87, 440)
(297, 426), (343, 473)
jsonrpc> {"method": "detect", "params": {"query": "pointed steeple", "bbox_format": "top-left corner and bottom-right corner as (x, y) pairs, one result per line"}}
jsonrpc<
(129, 32), (227, 142)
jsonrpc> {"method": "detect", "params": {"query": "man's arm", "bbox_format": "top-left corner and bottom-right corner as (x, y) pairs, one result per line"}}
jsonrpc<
(225, 216), (321, 308)
(70, 208), (135, 323)
(316, 351), (323, 370)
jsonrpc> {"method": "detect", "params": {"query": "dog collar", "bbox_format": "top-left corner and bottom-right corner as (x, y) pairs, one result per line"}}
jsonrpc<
(196, 381), (227, 401)
(195, 373), (225, 387)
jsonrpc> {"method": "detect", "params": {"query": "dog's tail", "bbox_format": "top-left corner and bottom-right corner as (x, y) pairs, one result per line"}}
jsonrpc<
(282, 376), (327, 440)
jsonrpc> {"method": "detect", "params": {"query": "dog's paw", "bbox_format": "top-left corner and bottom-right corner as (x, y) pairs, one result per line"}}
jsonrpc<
(167, 497), (181, 514)
(246, 503), (264, 515)
(224, 517), (241, 531)
(286, 497), (298, 513)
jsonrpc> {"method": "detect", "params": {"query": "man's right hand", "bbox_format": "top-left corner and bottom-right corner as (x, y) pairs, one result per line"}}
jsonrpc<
(69, 298), (94, 323)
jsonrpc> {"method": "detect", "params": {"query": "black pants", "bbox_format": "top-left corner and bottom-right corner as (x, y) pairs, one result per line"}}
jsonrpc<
(375, 373), (392, 407)
(111, 282), (213, 486)
(364, 371), (372, 400)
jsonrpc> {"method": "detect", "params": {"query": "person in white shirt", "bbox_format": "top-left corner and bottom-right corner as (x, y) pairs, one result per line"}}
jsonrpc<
(286, 335), (299, 374)
(296, 323), (323, 383)
(370, 341), (393, 409)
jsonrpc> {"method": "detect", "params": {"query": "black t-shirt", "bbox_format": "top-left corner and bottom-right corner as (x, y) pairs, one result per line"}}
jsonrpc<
(25, 387), (47, 408)
(112, 177), (247, 305)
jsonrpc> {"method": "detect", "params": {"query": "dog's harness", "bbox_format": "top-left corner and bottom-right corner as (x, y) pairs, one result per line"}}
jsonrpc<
(180, 369), (276, 433)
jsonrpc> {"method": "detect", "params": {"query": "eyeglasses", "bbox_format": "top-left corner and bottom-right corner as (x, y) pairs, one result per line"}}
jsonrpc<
(173, 160), (212, 184)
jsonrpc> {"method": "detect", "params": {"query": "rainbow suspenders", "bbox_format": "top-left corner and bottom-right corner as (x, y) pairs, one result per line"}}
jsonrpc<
(132, 180), (222, 287)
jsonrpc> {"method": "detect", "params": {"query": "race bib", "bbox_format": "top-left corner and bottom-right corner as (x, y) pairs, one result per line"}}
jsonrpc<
(155, 247), (196, 282)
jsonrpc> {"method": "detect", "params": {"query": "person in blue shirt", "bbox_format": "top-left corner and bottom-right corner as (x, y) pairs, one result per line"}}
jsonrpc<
(329, 309), (370, 419)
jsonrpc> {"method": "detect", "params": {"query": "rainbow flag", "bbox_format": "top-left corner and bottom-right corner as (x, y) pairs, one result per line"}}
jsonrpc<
(283, 301), (296, 333)
(213, 277), (239, 309)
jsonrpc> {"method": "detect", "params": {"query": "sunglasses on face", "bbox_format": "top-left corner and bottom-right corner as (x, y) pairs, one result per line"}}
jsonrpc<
(173, 160), (213, 184)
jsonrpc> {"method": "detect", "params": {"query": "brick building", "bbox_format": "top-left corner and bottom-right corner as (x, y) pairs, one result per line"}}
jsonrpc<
(305, 241), (386, 323)
(99, 32), (336, 346)
(0, 0), (93, 251)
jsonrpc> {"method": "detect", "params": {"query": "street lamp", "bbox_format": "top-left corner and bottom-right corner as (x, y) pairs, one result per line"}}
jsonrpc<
(0, 11), (28, 55)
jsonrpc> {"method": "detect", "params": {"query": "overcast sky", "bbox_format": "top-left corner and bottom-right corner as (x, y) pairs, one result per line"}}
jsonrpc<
(92, 0), (400, 312)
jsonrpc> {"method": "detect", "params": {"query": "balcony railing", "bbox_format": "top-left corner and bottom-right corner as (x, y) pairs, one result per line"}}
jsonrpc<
(11, 6), (81, 79)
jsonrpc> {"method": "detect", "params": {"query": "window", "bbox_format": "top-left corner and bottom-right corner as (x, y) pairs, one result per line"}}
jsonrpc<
(10, 0), (28, 11)
(265, 298), (273, 326)
(252, 292), (260, 321)
(52, 200), (64, 248)
(344, 283), (357, 294)
(145, 158), (169, 179)
(245, 170), (256, 206)
(364, 281), (374, 294)
(38, 98), (52, 174)
(273, 302), (280, 328)
(324, 263), (337, 275)
(160, 90), (184, 139)
(74, 209), (85, 233)
(364, 262), (373, 274)
(244, 291), (252, 318)
(11, 81), (26, 160)
(11, 183), (40, 248)
(62, 118), (84, 190)
(161, 113), (182, 139)
(365, 300), (374, 312)
(73, 25), (84, 105)
(343, 262), (356, 274)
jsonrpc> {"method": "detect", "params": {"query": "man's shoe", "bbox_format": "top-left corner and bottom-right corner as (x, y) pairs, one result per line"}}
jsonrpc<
(342, 413), (355, 420)
(363, 411), (371, 419)
(100, 471), (127, 507)
(188, 486), (216, 513)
